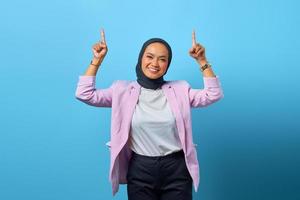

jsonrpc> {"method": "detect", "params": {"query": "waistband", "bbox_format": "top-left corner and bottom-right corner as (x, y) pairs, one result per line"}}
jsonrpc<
(131, 149), (184, 160)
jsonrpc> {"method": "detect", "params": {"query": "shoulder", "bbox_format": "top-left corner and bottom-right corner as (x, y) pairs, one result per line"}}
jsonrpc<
(165, 80), (190, 88)
(111, 80), (136, 89)
(113, 80), (133, 86)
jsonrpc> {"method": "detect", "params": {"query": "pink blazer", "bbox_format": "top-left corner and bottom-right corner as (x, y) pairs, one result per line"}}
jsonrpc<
(75, 75), (224, 196)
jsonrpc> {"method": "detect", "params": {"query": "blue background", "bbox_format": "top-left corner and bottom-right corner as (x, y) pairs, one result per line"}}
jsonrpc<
(1, 0), (299, 199)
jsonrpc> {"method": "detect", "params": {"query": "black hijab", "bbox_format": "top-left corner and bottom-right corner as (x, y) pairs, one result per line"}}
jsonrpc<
(135, 38), (172, 90)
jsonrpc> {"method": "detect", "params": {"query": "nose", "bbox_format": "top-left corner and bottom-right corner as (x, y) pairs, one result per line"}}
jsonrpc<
(151, 58), (159, 67)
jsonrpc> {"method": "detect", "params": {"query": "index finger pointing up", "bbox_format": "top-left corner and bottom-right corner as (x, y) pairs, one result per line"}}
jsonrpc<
(192, 29), (196, 46)
(100, 28), (106, 43)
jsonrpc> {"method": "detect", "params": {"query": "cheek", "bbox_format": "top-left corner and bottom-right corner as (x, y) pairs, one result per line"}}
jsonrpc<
(160, 62), (168, 73)
(141, 62), (148, 73)
(141, 57), (150, 68)
(141, 62), (150, 75)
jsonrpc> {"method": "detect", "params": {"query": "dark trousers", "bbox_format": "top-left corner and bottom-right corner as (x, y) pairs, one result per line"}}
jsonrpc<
(127, 150), (192, 200)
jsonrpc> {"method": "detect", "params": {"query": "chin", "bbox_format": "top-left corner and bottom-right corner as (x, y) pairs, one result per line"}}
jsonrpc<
(145, 73), (162, 79)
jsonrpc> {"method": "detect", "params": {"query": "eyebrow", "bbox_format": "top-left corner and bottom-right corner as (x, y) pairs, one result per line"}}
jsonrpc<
(145, 52), (168, 58)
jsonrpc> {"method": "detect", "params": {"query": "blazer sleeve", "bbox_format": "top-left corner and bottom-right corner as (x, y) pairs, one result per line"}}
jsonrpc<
(188, 76), (224, 108)
(75, 76), (115, 107)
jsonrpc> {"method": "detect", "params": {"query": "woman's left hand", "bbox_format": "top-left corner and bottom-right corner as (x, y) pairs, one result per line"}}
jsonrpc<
(189, 30), (207, 65)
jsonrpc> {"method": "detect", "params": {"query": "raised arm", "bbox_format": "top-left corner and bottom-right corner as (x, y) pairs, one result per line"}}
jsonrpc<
(84, 28), (108, 76)
(188, 77), (224, 108)
(75, 28), (113, 107)
(75, 76), (115, 107)
(189, 29), (216, 77)
(188, 30), (224, 107)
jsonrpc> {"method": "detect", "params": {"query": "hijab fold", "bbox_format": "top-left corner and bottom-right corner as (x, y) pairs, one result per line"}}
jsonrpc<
(135, 38), (172, 90)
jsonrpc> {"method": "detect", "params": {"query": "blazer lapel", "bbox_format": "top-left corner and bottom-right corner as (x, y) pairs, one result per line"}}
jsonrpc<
(122, 82), (141, 141)
(162, 82), (186, 152)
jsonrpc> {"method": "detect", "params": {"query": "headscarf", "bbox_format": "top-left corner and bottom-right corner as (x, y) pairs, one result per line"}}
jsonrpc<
(135, 38), (172, 90)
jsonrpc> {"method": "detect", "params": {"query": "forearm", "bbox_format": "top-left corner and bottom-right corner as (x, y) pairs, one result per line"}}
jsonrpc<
(83, 57), (103, 76)
(202, 67), (216, 77)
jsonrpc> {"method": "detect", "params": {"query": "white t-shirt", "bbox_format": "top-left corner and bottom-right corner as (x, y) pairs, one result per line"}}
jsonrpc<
(129, 86), (182, 156)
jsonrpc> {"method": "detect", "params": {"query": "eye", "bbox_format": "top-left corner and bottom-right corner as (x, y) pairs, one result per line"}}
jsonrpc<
(146, 55), (153, 59)
(160, 58), (167, 62)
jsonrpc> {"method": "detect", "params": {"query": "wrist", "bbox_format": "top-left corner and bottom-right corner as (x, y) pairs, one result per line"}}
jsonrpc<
(91, 57), (102, 67)
(196, 58), (209, 70)
(199, 61), (212, 72)
(197, 58), (208, 66)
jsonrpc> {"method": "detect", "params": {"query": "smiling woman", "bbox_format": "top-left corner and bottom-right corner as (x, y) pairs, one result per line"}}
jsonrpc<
(135, 37), (173, 90)
(141, 42), (169, 80)
(75, 29), (224, 200)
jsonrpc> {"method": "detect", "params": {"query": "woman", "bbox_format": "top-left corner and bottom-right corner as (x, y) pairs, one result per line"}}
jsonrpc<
(75, 29), (224, 200)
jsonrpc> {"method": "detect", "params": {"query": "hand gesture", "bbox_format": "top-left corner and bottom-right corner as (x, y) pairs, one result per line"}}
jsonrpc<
(92, 29), (108, 61)
(189, 30), (207, 64)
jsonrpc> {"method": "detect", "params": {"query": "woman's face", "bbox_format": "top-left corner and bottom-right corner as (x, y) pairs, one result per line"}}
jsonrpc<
(141, 42), (169, 79)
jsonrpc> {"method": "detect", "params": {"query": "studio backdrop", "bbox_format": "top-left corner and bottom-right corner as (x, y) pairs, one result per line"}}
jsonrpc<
(0, 0), (299, 200)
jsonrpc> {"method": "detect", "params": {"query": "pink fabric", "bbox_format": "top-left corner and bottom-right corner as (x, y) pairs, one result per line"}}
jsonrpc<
(75, 76), (224, 196)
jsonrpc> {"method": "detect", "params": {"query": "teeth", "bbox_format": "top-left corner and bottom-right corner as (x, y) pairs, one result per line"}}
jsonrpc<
(149, 67), (159, 72)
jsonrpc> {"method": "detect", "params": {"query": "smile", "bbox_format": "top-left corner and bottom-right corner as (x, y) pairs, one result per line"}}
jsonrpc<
(148, 67), (159, 73)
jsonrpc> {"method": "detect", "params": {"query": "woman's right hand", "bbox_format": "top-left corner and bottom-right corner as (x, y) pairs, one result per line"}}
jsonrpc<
(92, 29), (108, 63)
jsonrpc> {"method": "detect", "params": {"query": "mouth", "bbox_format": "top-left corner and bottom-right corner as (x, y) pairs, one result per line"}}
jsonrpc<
(147, 66), (160, 74)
